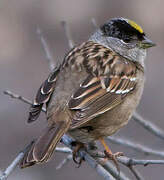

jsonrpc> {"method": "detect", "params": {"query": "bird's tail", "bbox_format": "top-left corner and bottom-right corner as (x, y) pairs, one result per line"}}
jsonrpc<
(20, 121), (70, 168)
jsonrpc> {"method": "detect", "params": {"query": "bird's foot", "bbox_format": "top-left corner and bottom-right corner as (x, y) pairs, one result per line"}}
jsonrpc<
(104, 150), (124, 172)
(71, 141), (85, 167)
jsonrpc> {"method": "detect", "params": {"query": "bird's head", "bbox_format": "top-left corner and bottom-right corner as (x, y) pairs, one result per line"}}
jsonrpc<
(90, 17), (156, 65)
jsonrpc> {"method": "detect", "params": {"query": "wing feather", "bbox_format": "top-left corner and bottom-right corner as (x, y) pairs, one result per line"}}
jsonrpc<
(66, 42), (141, 128)
(28, 66), (60, 123)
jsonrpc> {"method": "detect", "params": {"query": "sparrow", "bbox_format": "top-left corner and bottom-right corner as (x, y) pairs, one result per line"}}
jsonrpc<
(20, 17), (155, 168)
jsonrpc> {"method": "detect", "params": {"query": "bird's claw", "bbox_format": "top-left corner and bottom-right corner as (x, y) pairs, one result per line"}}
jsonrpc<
(104, 150), (124, 173)
(72, 141), (85, 167)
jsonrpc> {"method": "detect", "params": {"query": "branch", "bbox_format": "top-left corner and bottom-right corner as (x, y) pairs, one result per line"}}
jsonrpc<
(61, 135), (122, 180)
(0, 142), (34, 180)
(3, 90), (46, 112)
(107, 136), (164, 158)
(88, 151), (164, 180)
(55, 146), (72, 154)
(56, 154), (72, 170)
(133, 112), (164, 140)
(0, 144), (72, 180)
(96, 158), (130, 180)
(91, 18), (99, 28)
(118, 156), (164, 166)
(88, 150), (164, 167)
(36, 26), (56, 71)
(61, 21), (75, 49)
(127, 166), (144, 180)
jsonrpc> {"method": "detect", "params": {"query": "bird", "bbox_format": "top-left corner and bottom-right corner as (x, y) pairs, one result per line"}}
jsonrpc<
(20, 17), (155, 169)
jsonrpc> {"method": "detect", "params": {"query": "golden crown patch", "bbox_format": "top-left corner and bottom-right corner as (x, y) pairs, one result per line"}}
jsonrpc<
(127, 19), (143, 34)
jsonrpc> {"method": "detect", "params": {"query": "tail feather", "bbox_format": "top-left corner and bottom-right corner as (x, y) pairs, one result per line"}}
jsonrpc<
(33, 123), (64, 162)
(20, 142), (36, 168)
(20, 121), (70, 168)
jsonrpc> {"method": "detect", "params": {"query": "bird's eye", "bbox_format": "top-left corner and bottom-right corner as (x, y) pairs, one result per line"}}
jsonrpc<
(123, 37), (131, 43)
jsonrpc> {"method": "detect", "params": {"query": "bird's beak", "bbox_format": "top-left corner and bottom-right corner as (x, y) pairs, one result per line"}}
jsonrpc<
(139, 36), (156, 49)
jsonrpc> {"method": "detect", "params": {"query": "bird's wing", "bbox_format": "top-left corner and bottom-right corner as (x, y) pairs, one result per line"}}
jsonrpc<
(27, 41), (86, 123)
(67, 41), (141, 129)
(28, 65), (60, 123)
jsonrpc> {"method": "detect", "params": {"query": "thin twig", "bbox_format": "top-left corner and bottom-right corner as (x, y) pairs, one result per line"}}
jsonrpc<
(61, 135), (120, 180)
(88, 150), (164, 167)
(3, 90), (46, 112)
(0, 134), (117, 180)
(55, 146), (72, 154)
(133, 112), (164, 140)
(107, 136), (164, 158)
(97, 158), (130, 180)
(118, 156), (164, 166)
(56, 154), (72, 170)
(61, 21), (75, 49)
(36, 26), (56, 71)
(0, 142), (34, 180)
(91, 18), (99, 28)
(85, 154), (116, 180)
(128, 166), (144, 180)
(90, 150), (157, 180)
(4, 90), (34, 108)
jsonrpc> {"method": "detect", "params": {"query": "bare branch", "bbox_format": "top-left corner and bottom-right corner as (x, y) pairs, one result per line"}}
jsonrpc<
(61, 21), (75, 49)
(90, 150), (164, 180)
(0, 133), (118, 180)
(97, 158), (130, 180)
(128, 166), (144, 180)
(107, 136), (164, 158)
(56, 154), (72, 170)
(3, 90), (46, 112)
(61, 135), (120, 180)
(89, 150), (164, 167)
(4, 90), (34, 108)
(133, 112), (164, 140)
(0, 142), (34, 180)
(118, 156), (164, 166)
(91, 18), (99, 28)
(55, 146), (72, 154)
(0, 145), (71, 180)
(36, 26), (56, 71)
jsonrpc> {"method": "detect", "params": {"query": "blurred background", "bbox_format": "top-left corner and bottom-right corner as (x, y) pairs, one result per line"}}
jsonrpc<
(0, 0), (164, 179)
